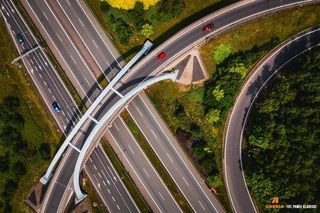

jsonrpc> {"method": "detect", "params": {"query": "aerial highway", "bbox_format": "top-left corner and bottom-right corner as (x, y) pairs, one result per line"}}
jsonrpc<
(0, 1), (139, 212)
(36, 0), (319, 212)
(0, 0), (80, 133)
(224, 26), (320, 213)
(13, 0), (320, 212)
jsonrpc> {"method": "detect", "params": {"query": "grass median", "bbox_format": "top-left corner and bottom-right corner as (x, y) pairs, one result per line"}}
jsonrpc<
(121, 111), (193, 212)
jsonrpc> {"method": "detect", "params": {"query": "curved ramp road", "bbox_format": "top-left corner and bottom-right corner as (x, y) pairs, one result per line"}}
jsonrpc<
(28, 0), (319, 212)
(224, 26), (320, 213)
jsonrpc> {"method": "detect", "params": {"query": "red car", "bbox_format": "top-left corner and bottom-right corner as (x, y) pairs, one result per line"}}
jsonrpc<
(157, 52), (166, 61)
(202, 23), (214, 33)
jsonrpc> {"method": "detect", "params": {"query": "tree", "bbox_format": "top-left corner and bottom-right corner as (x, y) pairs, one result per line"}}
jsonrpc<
(2, 179), (18, 197)
(206, 109), (220, 124)
(212, 85), (224, 102)
(213, 43), (232, 64)
(100, 1), (110, 12)
(208, 175), (222, 188)
(192, 142), (205, 158)
(13, 160), (26, 177)
(39, 143), (51, 160)
(247, 171), (273, 204)
(229, 63), (247, 79)
(140, 23), (154, 38)
(0, 153), (9, 172)
(248, 135), (269, 149)
(114, 18), (133, 44)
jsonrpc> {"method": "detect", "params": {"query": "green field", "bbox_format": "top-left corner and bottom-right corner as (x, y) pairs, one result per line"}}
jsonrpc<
(0, 19), (61, 212)
(146, 4), (320, 210)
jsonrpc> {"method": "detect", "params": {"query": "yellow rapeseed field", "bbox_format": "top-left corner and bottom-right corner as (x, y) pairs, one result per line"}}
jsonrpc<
(105, 0), (160, 10)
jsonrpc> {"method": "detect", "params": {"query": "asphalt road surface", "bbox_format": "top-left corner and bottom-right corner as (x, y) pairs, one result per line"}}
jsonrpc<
(127, 93), (225, 213)
(17, 0), (319, 212)
(0, 0), (80, 133)
(224, 26), (320, 213)
(0, 1), (139, 212)
(106, 118), (182, 212)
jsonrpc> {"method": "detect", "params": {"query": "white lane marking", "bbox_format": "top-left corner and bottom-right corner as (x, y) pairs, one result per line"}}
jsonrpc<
(11, 30), (15, 35)
(42, 11), (49, 20)
(56, 33), (63, 42)
(78, 18), (85, 28)
(150, 129), (158, 140)
(38, 72), (41, 77)
(39, 53), (48, 66)
(70, 55), (76, 64)
(30, 59), (33, 64)
(61, 111), (65, 116)
(98, 172), (101, 178)
(67, 0), (71, 6)
(182, 176), (189, 186)
(100, 170), (110, 184)
(143, 168), (150, 178)
(25, 0), (93, 105)
(167, 153), (173, 163)
(114, 123), (120, 131)
(93, 164), (97, 170)
(128, 145), (134, 154)
(92, 39), (99, 49)
(158, 192), (165, 201)
(107, 188), (111, 194)
(112, 196), (115, 202)
(103, 181), (106, 186)
(43, 81), (47, 86)
(198, 200), (205, 210)
(30, 69), (33, 74)
(117, 205), (120, 210)
(84, 76), (90, 85)
(38, 65), (42, 70)
(89, 158), (92, 163)
(107, 166), (117, 181)
(48, 88), (51, 93)
(52, 96), (56, 100)
(136, 107), (143, 116)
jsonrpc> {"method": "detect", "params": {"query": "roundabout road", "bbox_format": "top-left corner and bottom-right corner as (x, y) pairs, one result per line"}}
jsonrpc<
(224, 26), (320, 213)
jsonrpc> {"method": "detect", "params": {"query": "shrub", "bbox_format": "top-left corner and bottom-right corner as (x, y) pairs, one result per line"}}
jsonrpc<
(140, 23), (154, 38)
(213, 43), (232, 64)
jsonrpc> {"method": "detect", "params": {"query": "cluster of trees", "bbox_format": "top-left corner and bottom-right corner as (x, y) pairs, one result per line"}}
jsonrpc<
(100, 0), (185, 43)
(203, 38), (280, 126)
(0, 96), (51, 211)
(245, 48), (320, 207)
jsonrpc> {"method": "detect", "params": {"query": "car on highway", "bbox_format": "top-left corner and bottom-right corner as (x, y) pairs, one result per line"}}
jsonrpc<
(157, 52), (166, 61)
(16, 34), (24, 45)
(202, 23), (214, 33)
(52, 101), (61, 112)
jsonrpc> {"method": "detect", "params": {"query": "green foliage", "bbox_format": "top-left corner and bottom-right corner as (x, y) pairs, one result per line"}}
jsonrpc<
(246, 171), (273, 204)
(245, 48), (320, 208)
(212, 85), (224, 101)
(113, 18), (133, 44)
(140, 23), (154, 38)
(208, 175), (222, 188)
(229, 63), (247, 79)
(100, 1), (110, 12)
(206, 109), (220, 124)
(192, 141), (205, 158)
(248, 135), (269, 149)
(213, 43), (232, 64)
(12, 161), (26, 177)
(39, 143), (51, 160)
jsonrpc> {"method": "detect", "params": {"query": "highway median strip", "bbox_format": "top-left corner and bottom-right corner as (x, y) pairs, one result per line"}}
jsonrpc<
(121, 110), (193, 213)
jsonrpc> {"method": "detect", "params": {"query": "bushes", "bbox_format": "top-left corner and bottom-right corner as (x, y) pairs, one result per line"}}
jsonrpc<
(102, 0), (185, 43)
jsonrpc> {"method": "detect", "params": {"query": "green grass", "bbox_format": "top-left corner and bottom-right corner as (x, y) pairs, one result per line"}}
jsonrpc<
(121, 111), (193, 212)
(85, 0), (236, 59)
(0, 18), (61, 212)
(100, 139), (150, 212)
(146, 4), (320, 211)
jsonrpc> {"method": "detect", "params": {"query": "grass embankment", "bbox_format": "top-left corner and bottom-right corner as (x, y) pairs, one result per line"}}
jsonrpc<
(121, 111), (193, 212)
(85, 0), (236, 59)
(100, 140), (150, 212)
(12, 0), (86, 112)
(146, 4), (320, 211)
(0, 18), (61, 212)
